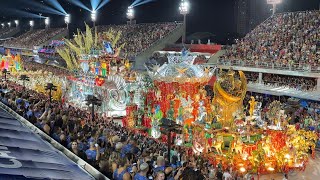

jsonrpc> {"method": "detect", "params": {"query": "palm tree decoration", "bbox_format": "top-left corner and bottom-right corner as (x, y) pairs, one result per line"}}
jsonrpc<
(57, 48), (79, 70)
(58, 24), (126, 71)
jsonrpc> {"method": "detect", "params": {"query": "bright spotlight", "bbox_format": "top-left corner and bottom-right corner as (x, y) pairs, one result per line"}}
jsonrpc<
(267, 0), (282, 15)
(45, 17), (50, 26)
(1, 23), (4, 28)
(267, 0), (282, 4)
(14, 20), (19, 26)
(179, 0), (190, 44)
(30, 20), (34, 27)
(91, 10), (97, 22)
(127, 6), (134, 20)
(240, 167), (246, 173)
(179, 0), (190, 15)
(64, 14), (70, 24)
(7, 22), (11, 27)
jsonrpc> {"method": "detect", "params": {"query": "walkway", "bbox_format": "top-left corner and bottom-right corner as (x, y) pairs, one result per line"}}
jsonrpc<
(0, 107), (94, 180)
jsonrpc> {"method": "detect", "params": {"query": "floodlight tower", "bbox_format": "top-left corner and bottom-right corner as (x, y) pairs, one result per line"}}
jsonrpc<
(45, 17), (50, 29)
(179, 0), (190, 44)
(14, 20), (19, 28)
(267, 0), (282, 15)
(29, 20), (34, 31)
(127, 6), (134, 25)
(91, 10), (97, 27)
(64, 14), (70, 29)
(7, 22), (11, 28)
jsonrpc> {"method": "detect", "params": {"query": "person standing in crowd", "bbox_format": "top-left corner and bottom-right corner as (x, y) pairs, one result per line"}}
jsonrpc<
(134, 162), (149, 180)
(70, 141), (87, 161)
(222, 168), (232, 180)
(113, 157), (131, 180)
(155, 171), (165, 180)
(85, 141), (100, 166)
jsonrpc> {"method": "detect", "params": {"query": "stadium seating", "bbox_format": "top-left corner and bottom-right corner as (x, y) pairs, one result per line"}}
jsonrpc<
(4, 28), (66, 49)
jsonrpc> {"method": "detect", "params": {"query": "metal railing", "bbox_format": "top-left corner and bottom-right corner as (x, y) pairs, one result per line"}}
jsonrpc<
(217, 59), (320, 73)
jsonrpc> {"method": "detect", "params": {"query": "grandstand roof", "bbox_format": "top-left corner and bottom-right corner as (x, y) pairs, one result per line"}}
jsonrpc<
(0, 107), (94, 180)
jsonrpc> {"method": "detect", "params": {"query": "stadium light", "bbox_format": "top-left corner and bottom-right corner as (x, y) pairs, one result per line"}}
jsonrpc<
(29, 20), (34, 30)
(179, 0), (190, 44)
(7, 22), (11, 28)
(127, 6), (134, 23)
(14, 20), (19, 27)
(64, 14), (70, 29)
(267, 0), (282, 15)
(91, 10), (97, 27)
(1, 23), (4, 28)
(179, 0), (190, 15)
(45, 17), (50, 28)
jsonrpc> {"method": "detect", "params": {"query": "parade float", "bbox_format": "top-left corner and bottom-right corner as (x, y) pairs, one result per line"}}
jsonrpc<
(0, 53), (22, 72)
(56, 24), (135, 117)
(139, 53), (318, 175)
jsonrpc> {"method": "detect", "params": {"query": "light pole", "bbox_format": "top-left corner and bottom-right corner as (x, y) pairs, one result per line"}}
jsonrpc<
(1, 23), (4, 29)
(7, 22), (11, 28)
(85, 95), (102, 122)
(179, 0), (190, 44)
(45, 83), (57, 103)
(19, 75), (30, 89)
(39, 13), (42, 27)
(267, 0), (282, 15)
(29, 20), (34, 31)
(159, 118), (182, 164)
(91, 10), (97, 27)
(64, 14), (70, 29)
(127, 6), (134, 25)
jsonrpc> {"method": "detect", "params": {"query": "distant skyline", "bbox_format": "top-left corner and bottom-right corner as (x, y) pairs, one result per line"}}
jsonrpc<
(0, 0), (319, 43)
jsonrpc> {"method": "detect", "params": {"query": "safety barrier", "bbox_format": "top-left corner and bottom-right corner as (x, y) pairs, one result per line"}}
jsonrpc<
(217, 59), (320, 73)
(0, 102), (109, 180)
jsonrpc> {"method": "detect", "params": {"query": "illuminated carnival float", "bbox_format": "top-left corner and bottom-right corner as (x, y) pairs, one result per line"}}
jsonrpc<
(0, 53), (22, 72)
(135, 53), (317, 175)
(56, 24), (135, 117)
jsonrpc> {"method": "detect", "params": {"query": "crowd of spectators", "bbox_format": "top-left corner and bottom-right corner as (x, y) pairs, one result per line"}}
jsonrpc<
(22, 59), (71, 76)
(2, 57), (318, 180)
(0, 80), (216, 180)
(243, 72), (259, 83)
(1, 73), (319, 179)
(221, 10), (320, 69)
(4, 28), (67, 49)
(242, 71), (317, 91)
(0, 27), (18, 38)
(262, 73), (317, 91)
(99, 22), (180, 59)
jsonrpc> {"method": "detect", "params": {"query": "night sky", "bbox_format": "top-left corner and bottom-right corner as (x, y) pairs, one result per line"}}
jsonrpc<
(0, 0), (319, 43)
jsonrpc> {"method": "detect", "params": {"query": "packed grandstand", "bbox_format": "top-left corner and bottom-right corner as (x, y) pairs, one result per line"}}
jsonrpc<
(0, 2), (319, 179)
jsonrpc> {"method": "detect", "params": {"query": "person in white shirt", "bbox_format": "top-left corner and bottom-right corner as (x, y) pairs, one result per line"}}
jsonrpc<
(222, 169), (232, 180)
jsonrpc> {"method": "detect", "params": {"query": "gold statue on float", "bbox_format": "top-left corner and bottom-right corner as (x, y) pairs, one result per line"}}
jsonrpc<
(249, 96), (257, 118)
(213, 69), (247, 129)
